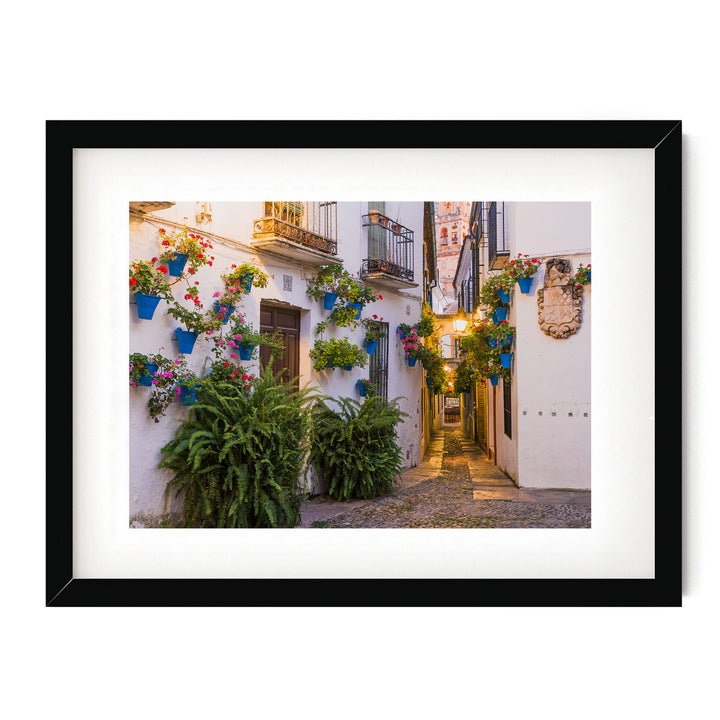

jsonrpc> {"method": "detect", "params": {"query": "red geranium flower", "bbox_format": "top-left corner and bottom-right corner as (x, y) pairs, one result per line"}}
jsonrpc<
(157, 266), (168, 274)
(224, 362), (230, 368)
(129, 278), (137, 286)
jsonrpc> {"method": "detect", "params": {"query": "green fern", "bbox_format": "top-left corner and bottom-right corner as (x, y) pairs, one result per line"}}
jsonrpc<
(310, 396), (408, 501)
(160, 367), (318, 528)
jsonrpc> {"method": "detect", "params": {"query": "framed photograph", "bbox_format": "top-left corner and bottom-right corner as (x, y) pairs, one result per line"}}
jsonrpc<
(47, 120), (680, 607)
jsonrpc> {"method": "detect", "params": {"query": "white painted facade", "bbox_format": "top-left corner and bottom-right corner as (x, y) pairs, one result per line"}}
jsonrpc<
(457, 202), (591, 490)
(129, 201), (425, 523)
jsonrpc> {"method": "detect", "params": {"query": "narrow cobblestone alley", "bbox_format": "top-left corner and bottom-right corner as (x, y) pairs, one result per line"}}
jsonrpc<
(300, 428), (591, 528)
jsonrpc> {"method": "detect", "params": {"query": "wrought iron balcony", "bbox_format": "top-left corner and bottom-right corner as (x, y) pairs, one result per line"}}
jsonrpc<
(360, 212), (416, 287)
(251, 201), (339, 264)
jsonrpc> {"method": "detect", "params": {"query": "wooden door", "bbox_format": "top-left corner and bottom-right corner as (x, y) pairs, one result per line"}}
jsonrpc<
(259, 303), (300, 384)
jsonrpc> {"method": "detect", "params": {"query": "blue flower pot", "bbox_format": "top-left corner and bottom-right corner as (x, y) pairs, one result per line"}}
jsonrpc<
(489, 375), (499, 386)
(179, 385), (199, 406)
(495, 307), (508, 322)
(518, 276), (533, 294)
(213, 301), (235, 324)
(166, 252), (189, 277)
(500, 352), (513, 369)
(134, 293), (162, 320)
(588, 271), (591, 283)
(365, 340), (378, 356)
(357, 380), (367, 397)
(137, 362), (158, 387)
(408, 356), (417, 367)
(497, 288), (510, 304)
(426, 377), (433, 387)
(175, 328), (198, 354)
(486, 337), (498, 349)
(343, 365), (353, 371)
(323, 292), (338, 310)
(240, 274), (253, 292)
(347, 303), (362, 320)
(501, 333), (514, 347)
(238, 344), (255, 361)
(397, 326), (406, 339)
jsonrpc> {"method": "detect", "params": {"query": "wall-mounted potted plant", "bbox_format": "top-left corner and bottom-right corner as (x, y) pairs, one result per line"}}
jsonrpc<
(158, 225), (215, 277)
(399, 325), (422, 366)
(306, 263), (346, 310)
(495, 320), (515, 347)
(166, 302), (214, 354)
(336, 274), (380, 319)
(480, 273), (509, 315)
(397, 322), (414, 340)
(225, 262), (271, 293)
(309, 337), (367, 372)
(328, 304), (363, 330)
(227, 315), (284, 362)
(129, 352), (171, 387)
(356, 378), (375, 398)
(416, 304), (436, 338)
(362, 316), (387, 355)
(176, 368), (203, 406)
(129, 259), (173, 319)
(574, 263), (591, 288)
(503, 253), (542, 294)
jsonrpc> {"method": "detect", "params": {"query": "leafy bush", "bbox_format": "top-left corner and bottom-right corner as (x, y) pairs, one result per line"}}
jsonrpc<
(310, 396), (408, 501)
(160, 368), (318, 528)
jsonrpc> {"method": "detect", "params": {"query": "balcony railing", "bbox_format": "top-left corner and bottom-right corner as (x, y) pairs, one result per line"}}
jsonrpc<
(361, 212), (414, 282)
(252, 201), (338, 256)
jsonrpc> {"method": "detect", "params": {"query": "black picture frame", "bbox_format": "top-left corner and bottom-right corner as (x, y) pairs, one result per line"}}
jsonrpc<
(47, 120), (681, 607)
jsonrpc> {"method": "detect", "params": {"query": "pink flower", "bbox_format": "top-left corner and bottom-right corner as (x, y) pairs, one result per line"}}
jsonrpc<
(230, 353), (236, 359)
(213, 292), (221, 298)
(130, 381), (136, 387)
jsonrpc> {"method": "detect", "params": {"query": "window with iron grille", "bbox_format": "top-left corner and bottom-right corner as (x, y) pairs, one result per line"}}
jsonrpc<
(368, 321), (389, 400)
(503, 378), (512, 438)
(487, 201), (509, 268)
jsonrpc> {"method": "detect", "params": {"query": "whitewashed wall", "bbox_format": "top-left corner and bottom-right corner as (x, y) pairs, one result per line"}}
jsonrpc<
(129, 201), (425, 522)
(496, 202), (591, 489)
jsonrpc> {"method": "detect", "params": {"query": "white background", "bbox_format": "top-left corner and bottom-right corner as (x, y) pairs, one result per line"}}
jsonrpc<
(1, 2), (714, 719)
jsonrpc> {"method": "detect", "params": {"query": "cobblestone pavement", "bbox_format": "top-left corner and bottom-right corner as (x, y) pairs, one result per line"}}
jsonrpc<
(300, 428), (591, 529)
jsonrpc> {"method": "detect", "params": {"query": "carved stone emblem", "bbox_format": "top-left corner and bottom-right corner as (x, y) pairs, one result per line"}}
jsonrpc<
(537, 258), (584, 339)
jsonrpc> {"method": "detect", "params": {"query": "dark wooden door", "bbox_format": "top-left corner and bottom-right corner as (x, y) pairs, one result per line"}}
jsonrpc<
(259, 303), (300, 383)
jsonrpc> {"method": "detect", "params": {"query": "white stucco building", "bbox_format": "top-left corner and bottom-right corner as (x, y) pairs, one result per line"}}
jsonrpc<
(129, 201), (427, 524)
(454, 201), (591, 490)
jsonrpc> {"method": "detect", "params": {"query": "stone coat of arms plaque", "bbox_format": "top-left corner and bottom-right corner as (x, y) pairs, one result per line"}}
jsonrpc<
(537, 258), (584, 339)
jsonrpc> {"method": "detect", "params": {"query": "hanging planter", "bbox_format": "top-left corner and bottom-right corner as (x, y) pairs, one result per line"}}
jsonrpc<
(343, 364), (353, 371)
(213, 301), (235, 324)
(497, 288), (510, 304)
(136, 363), (159, 387)
(240, 274), (253, 292)
(166, 252), (189, 277)
(323, 292), (338, 310)
(494, 306), (508, 322)
(500, 333), (514, 347)
(175, 328), (198, 354)
(426, 376), (433, 388)
(134, 293), (162, 320)
(356, 380), (367, 397)
(517, 277), (533, 294)
(347, 303), (363, 320)
(499, 352), (513, 369)
(238, 343), (255, 361)
(407, 356), (417, 367)
(178, 385), (200, 406)
(365, 340), (378, 356)
(489, 375), (499, 386)
(486, 337), (498, 349)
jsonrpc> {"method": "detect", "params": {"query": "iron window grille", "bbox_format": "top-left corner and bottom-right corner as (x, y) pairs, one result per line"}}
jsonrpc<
(361, 212), (415, 282)
(503, 378), (512, 438)
(252, 201), (338, 255)
(368, 321), (389, 400)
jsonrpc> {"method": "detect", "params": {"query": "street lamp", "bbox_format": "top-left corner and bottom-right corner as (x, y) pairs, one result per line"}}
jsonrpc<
(452, 309), (469, 333)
